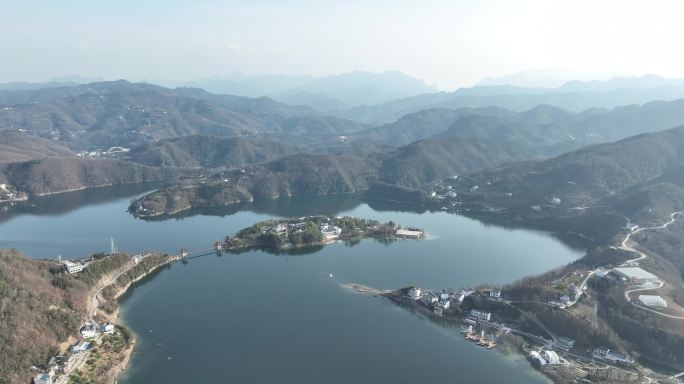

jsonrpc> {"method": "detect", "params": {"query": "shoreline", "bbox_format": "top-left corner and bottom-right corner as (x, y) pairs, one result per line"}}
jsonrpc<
(78, 254), (176, 384)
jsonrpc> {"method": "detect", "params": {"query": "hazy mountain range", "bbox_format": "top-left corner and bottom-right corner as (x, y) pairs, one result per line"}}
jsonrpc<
(173, 71), (438, 111)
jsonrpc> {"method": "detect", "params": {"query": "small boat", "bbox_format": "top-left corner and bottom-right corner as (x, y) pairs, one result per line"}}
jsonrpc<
(329, 273), (334, 278)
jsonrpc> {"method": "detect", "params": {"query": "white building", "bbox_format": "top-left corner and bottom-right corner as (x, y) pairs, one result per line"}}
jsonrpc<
(470, 310), (491, 321)
(489, 290), (501, 300)
(436, 299), (450, 310)
(268, 224), (288, 234)
(320, 224), (342, 240)
(395, 229), (424, 238)
(638, 295), (668, 308)
(80, 323), (98, 338)
(529, 351), (547, 367)
(593, 348), (634, 365)
(132, 255), (141, 264)
(421, 293), (438, 305)
(541, 350), (561, 365)
(408, 287), (422, 300)
(551, 197), (562, 205)
(456, 289), (475, 303)
(101, 323), (115, 334)
(612, 267), (660, 284)
(64, 261), (83, 274)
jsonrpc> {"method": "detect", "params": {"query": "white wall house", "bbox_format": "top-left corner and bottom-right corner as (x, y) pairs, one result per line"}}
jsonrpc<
(64, 261), (84, 274)
(80, 323), (98, 338)
(408, 287), (422, 300)
(101, 323), (115, 334)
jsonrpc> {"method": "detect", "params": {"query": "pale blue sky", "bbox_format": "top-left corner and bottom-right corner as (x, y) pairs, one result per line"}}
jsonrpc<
(1, 0), (683, 89)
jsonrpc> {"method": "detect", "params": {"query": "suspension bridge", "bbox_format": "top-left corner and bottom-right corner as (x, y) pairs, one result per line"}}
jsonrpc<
(0, 233), (226, 260)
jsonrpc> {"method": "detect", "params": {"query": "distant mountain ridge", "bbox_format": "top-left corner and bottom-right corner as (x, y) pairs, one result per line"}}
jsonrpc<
(343, 100), (684, 157)
(178, 71), (437, 111)
(336, 75), (684, 123)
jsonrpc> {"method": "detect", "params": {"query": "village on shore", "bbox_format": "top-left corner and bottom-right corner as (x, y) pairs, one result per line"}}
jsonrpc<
(383, 268), (679, 384)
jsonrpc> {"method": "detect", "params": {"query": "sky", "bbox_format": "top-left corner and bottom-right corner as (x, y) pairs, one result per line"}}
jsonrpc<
(1, 0), (684, 90)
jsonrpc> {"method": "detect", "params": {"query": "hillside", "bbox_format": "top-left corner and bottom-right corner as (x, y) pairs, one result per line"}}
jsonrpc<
(0, 250), (87, 384)
(344, 100), (684, 158)
(0, 131), (73, 163)
(130, 136), (544, 216)
(346, 106), (514, 148)
(132, 153), (375, 216)
(0, 158), (189, 196)
(466, 126), (684, 209)
(0, 81), (364, 150)
(127, 135), (298, 168)
(376, 138), (537, 188)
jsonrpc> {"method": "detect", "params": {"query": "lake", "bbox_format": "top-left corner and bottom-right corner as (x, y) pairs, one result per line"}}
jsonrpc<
(0, 185), (585, 383)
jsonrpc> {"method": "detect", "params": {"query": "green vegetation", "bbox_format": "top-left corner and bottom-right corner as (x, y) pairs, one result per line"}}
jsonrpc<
(224, 216), (404, 251)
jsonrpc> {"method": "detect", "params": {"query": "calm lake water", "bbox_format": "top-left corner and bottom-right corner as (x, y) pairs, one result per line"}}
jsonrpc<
(0, 185), (585, 383)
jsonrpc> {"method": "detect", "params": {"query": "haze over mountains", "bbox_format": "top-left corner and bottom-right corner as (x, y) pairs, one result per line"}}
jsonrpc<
(177, 71), (438, 111)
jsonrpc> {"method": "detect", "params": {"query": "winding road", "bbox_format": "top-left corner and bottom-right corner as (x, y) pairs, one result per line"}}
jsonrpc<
(616, 211), (684, 319)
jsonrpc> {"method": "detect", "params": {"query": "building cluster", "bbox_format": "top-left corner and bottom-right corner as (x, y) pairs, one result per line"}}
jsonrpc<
(406, 286), (501, 319)
(33, 322), (116, 383)
(76, 146), (130, 159)
(592, 348), (635, 366)
(407, 286), (479, 316)
(263, 220), (343, 240)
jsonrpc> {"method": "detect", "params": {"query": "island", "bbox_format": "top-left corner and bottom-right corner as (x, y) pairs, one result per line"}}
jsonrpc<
(223, 216), (425, 251)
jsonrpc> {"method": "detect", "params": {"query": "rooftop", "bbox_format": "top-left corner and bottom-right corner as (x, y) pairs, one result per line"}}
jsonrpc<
(613, 267), (659, 281)
(638, 295), (668, 308)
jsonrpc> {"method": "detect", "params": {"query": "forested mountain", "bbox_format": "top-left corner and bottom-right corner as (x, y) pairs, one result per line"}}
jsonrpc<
(0, 81), (364, 150)
(375, 138), (537, 188)
(130, 136), (544, 216)
(127, 135), (298, 168)
(0, 131), (72, 163)
(457, 125), (684, 222)
(0, 158), (188, 196)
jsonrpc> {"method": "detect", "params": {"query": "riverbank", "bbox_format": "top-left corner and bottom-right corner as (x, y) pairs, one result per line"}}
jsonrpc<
(38, 253), (176, 384)
(88, 254), (175, 383)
